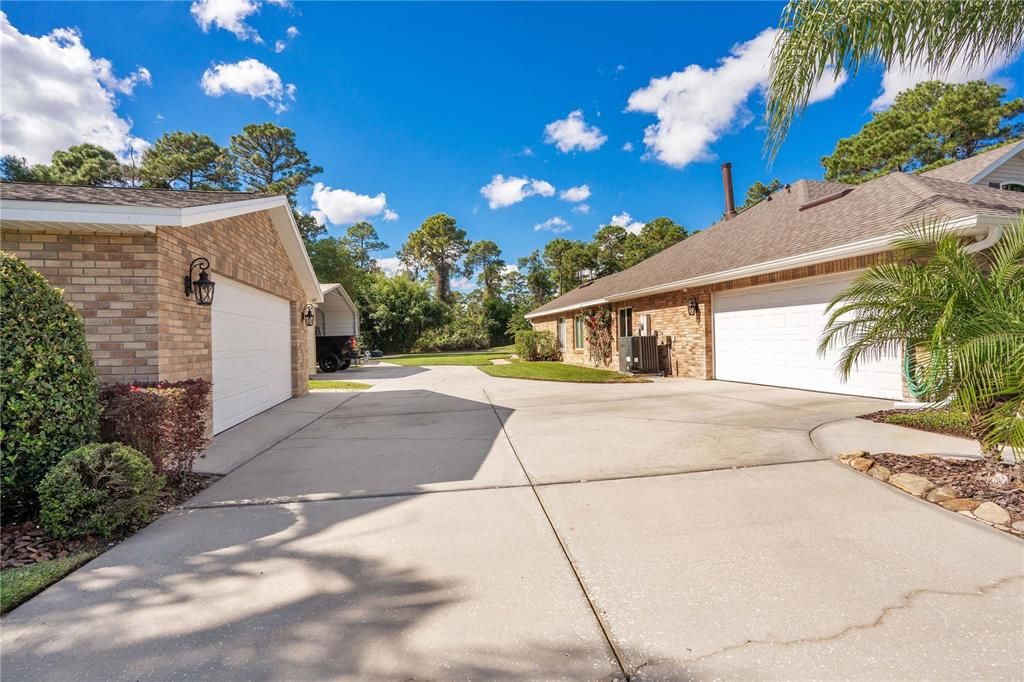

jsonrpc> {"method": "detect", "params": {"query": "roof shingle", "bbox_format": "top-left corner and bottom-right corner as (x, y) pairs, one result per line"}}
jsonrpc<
(528, 172), (1024, 317)
(0, 182), (275, 208)
(920, 140), (1024, 183)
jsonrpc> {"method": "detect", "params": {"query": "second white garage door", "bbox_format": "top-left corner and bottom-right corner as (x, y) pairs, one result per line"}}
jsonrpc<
(712, 272), (903, 399)
(212, 278), (293, 433)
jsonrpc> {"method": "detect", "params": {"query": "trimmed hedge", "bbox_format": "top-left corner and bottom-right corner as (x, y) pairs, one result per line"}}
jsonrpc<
(514, 330), (561, 362)
(1, 252), (99, 519)
(38, 442), (163, 539)
(99, 380), (211, 481)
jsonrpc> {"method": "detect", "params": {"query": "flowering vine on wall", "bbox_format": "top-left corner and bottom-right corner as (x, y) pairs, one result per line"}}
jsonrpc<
(583, 305), (613, 367)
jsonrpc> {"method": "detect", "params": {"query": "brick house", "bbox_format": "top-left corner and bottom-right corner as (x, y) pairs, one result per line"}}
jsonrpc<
(527, 144), (1024, 400)
(0, 183), (322, 433)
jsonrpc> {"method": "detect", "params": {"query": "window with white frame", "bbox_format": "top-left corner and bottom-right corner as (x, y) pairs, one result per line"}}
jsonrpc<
(617, 307), (632, 337)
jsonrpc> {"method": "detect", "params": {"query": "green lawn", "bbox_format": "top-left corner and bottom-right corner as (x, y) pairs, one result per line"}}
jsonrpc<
(478, 360), (651, 383)
(385, 350), (514, 366)
(309, 380), (372, 391)
(881, 409), (972, 438)
(1, 551), (97, 614)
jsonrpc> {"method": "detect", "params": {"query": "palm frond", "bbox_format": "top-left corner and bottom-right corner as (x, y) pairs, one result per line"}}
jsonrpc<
(765, 0), (1024, 159)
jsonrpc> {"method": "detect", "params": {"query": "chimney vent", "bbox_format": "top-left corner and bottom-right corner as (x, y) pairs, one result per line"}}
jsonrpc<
(721, 162), (737, 220)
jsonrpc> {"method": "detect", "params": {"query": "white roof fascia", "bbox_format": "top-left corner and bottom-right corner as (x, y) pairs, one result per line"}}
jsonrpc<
(525, 215), (988, 319)
(967, 140), (1024, 185)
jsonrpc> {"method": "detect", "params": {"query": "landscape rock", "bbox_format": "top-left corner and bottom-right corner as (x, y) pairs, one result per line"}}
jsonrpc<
(912, 453), (936, 460)
(888, 473), (935, 496)
(849, 457), (874, 472)
(1012, 521), (1024, 533)
(839, 451), (868, 462)
(973, 502), (1011, 525)
(925, 486), (958, 503)
(868, 464), (891, 481)
(940, 498), (981, 512)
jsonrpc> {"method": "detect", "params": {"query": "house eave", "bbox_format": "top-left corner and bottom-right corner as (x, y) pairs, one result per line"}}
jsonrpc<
(525, 214), (991, 319)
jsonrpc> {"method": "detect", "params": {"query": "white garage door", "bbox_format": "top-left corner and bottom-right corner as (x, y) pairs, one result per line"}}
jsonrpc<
(712, 272), (903, 399)
(212, 278), (293, 433)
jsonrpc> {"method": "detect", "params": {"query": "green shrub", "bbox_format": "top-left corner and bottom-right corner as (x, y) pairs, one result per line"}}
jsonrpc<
(514, 330), (561, 362)
(1, 252), (99, 519)
(412, 324), (489, 353)
(883, 410), (972, 438)
(38, 443), (164, 539)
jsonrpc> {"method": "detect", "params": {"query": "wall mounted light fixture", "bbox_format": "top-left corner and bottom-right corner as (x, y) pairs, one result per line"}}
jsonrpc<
(302, 303), (316, 327)
(687, 296), (699, 316)
(184, 257), (215, 306)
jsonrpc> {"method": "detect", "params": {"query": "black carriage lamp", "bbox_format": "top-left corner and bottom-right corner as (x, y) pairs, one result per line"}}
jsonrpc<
(687, 296), (699, 316)
(301, 303), (316, 327)
(184, 257), (215, 306)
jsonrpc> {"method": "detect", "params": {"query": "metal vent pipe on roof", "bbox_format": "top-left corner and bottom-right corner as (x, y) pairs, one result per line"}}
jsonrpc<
(721, 162), (737, 219)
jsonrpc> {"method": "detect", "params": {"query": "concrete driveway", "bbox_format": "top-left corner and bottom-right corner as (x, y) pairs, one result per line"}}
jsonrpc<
(3, 365), (1022, 680)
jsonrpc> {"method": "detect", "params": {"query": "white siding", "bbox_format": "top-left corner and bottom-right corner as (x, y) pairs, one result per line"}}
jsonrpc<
(978, 152), (1024, 188)
(318, 290), (357, 336)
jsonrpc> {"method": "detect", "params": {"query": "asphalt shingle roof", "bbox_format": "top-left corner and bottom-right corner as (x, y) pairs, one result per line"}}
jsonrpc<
(528, 172), (1024, 317)
(920, 140), (1024, 183)
(0, 182), (275, 208)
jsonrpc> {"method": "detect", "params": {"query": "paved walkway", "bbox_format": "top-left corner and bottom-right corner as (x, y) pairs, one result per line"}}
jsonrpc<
(3, 365), (1022, 680)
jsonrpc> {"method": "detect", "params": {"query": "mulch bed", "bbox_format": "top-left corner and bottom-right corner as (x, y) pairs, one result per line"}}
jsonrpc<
(870, 453), (1023, 523)
(859, 409), (973, 439)
(1, 472), (219, 570)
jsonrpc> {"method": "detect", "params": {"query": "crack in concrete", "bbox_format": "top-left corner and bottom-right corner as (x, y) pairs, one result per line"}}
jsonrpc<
(683, 575), (1024, 665)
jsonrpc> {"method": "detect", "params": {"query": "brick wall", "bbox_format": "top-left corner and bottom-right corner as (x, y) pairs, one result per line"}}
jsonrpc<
(3, 209), (310, 398)
(531, 253), (892, 380)
(2, 230), (161, 383)
(156, 211), (309, 397)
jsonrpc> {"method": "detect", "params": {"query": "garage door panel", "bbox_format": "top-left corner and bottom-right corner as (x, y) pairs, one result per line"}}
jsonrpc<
(713, 273), (902, 400)
(212, 279), (292, 434)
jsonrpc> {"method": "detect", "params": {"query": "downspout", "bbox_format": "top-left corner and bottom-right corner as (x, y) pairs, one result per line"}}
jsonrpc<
(964, 223), (1003, 254)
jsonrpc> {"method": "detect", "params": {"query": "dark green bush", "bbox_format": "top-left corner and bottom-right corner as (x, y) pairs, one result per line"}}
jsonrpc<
(514, 330), (561, 362)
(883, 410), (972, 438)
(1, 252), (99, 519)
(38, 443), (164, 539)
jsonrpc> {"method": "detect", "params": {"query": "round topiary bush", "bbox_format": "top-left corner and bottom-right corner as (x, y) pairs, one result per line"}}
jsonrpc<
(38, 443), (164, 539)
(1, 251), (99, 518)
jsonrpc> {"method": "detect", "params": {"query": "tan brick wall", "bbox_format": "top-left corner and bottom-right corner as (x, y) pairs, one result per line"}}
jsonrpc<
(2, 230), (161, 383)
(3, 209), (309, 399)
(532, 252), (892, 380)
(155, 211), (309, 397)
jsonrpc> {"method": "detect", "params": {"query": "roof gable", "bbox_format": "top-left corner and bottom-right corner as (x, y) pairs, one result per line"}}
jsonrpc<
(920, 140), (1024, 184)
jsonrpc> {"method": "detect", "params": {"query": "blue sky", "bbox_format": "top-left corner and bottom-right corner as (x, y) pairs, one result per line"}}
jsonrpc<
(3, 1), (1023, 275)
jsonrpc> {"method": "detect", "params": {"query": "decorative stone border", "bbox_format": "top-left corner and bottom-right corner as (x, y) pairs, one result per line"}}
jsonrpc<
(838, 451), (1024, 538)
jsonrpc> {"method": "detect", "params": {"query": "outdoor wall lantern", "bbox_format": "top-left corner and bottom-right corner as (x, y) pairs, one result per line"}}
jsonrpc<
(184, 257), (215, 306)
(302, 303), (316, 327)
(687, 296), (699, 316)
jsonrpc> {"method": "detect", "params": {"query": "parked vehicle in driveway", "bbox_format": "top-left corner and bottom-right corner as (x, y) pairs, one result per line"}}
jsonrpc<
(311, 282), (361, 373)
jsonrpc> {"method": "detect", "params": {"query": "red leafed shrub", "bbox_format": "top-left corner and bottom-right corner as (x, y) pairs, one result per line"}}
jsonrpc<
(99, 379), (211, 480)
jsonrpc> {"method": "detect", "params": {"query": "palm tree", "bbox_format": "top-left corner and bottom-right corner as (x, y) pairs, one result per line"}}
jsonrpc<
(818, 217), (1024, 466)
(765, 0), (1024, 159)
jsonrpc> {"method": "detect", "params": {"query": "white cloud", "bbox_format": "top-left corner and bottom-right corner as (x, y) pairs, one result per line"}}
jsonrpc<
(311, 183), (397, 225)
(376, 257), (403, 277)
(559, 184), (591, 202)
(869, 48), (1020, 111)
(451, 276), (474, 292)
(274, 40), (286, 53)
(190, 0), (263, 42)
(201, 58), (295, 112)
(534, 217), (572, 234)
(286, 25), (300, 39)
(572, 203), (591, 214)
(610, 212), (644, 235)
(480, 174), (555, 209)
(518, 146), (535, 157)
(627, 28), (845, 168)
(544, 109), (607, 152)
(0, 13), (151, 164)
(622, 141), (634, 152)
(616, 64), (625, 72)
